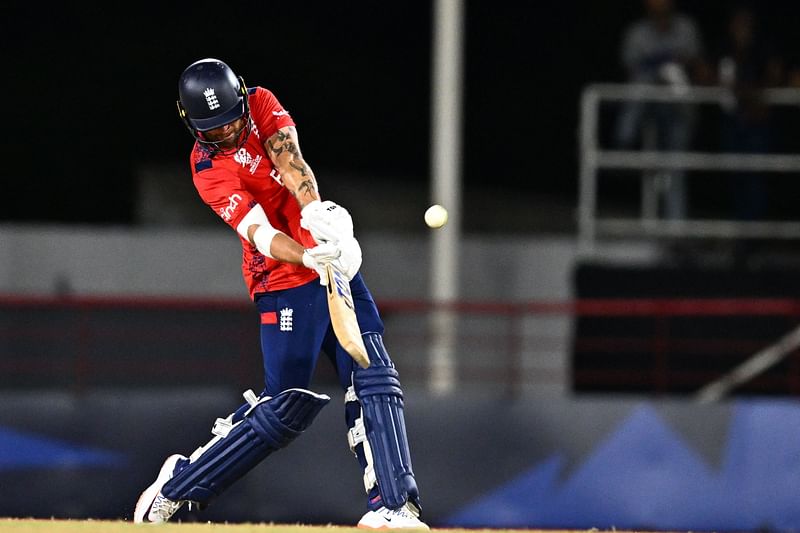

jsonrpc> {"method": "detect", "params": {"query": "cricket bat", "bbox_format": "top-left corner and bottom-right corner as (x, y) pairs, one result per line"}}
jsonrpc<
(326, 264), (370, 368)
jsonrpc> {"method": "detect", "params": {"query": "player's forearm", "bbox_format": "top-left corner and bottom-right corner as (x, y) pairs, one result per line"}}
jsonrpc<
(265, 127), (320, 208)
(246, 224), (304, 264)
(270, 233), (306, 264)
(281, 165), (320, 208)
(245, 224), (343, 285)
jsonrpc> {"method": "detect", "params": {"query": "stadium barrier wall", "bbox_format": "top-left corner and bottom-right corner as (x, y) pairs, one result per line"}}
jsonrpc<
(4, 292), (800, 395)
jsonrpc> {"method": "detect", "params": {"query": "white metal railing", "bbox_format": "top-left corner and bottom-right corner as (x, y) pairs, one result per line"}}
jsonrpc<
(578, 83), (800, 254)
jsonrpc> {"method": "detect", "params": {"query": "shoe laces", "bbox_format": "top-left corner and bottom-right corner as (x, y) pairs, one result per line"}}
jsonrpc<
(380, 505), (416, 520)
(150, 493), (183, 520)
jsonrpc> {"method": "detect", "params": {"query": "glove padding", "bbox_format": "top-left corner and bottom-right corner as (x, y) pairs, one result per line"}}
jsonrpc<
(300, 200), (354, 245)
(302, 242), (341, 286)
(302, 239), (362, 285)
(330, 236), (362, 281)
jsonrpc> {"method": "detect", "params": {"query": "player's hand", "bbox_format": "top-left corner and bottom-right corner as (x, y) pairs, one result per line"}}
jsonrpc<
(300, 200), (354, 244)
(302, 242), (341, 285)
(329, 236), (362, 281)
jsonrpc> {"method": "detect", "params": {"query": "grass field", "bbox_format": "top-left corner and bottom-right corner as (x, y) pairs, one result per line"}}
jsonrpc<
(0, 520), (608, 533)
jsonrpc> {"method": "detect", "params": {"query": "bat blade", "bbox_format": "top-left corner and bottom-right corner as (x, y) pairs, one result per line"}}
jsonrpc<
(326, 264), (370, 369)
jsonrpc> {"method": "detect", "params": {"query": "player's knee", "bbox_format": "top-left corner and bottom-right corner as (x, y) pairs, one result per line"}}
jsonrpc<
(249, 387), (328, 444)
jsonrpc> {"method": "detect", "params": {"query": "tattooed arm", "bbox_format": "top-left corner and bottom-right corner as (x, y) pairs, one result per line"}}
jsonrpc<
(266, 126), (356, 256)
(264, 126), (320, 208)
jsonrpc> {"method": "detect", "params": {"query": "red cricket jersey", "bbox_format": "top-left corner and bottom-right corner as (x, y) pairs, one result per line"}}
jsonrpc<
(190, 87), (318, 299)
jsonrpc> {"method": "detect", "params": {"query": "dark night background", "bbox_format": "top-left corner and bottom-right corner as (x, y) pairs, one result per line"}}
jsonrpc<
(5, 1), (800, 228)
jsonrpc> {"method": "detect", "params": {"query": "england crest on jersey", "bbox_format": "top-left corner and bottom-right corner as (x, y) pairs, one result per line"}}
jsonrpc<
(279, 307), (294, 332)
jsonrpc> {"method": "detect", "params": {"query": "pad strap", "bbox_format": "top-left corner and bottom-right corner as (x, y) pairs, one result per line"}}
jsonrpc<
(345, 386), (378, 492)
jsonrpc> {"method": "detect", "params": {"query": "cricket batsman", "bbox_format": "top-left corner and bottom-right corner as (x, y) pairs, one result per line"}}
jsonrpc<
(133, 58), (427, 529)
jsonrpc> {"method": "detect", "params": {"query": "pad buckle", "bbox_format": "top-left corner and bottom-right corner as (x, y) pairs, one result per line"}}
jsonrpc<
(243, 389), (259, 406)
(212, 416), (233, 438)
(347, 415), (377, 492)
(347, 416), (367, 450)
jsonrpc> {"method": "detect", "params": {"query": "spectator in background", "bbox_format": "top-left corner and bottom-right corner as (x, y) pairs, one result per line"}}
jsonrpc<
(615, 0), (711, 220)
(716, 5), (784, 223)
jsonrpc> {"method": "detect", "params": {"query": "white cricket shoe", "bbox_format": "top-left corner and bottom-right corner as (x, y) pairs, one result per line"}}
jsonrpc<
(134, 454), (186, 523)
(357, 504), (430, 529)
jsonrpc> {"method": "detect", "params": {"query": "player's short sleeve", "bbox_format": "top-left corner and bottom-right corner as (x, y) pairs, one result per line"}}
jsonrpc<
(193, 167), (257, 231)
(249, 87), (296, 138)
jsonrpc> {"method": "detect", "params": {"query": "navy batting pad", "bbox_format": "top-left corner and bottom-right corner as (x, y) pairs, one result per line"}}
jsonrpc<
(162, 388), (329, 505)
(353, 333), (419, 510)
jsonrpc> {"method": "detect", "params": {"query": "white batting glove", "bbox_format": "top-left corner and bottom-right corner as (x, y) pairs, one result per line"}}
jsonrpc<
(300, 200), (354, 244)
(302, 242), (341, 286)
(329, 236), (362, 281)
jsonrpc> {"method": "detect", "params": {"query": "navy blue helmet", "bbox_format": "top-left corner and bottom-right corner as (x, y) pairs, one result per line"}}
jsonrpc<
(177, 58), (251, 151)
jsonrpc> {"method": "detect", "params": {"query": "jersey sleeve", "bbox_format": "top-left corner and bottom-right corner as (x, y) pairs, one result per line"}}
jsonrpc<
(249, 87), (296, 138)
(193, 166), (257, 231)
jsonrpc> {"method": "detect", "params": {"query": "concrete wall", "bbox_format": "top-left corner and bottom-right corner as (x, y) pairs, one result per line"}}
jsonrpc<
(0, 224), (660, 300)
